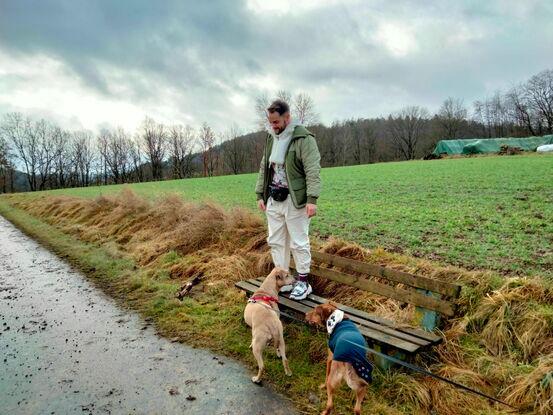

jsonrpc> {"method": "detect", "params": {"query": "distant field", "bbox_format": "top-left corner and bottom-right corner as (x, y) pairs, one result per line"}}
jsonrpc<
(14, 154), (553, 278)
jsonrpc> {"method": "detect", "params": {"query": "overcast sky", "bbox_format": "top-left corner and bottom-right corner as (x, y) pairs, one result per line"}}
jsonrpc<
(1, 0), (552, 135)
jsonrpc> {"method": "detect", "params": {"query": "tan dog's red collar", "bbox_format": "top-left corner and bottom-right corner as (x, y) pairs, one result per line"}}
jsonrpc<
(248, 294), (279, 305)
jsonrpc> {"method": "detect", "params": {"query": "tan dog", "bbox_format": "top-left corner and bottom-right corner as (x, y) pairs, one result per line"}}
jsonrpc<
(244, 267), (295, 384)
(306, 303), (372, 415)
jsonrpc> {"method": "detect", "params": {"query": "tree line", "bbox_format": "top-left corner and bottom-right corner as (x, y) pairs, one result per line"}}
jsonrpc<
(1, 69), (551, 193)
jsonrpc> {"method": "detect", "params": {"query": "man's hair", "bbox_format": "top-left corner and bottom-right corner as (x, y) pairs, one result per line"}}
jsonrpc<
(267, 99), (290, 116)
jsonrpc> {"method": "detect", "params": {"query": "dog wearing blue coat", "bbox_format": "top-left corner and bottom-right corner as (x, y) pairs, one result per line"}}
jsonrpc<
(306, 302), (372, 415)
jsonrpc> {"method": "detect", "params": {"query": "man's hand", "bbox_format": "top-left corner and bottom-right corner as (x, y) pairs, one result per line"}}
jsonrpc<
(258, 199), (266, 211)
(306, 203), (317, 218)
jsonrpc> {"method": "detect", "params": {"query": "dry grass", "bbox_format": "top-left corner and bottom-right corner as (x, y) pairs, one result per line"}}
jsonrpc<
(379, 371), (432, 413)
(503, 355), (553, 414)
(11, 189), (268, 288)
(5, 189), (553, 414)
(468, 278), (553, 360)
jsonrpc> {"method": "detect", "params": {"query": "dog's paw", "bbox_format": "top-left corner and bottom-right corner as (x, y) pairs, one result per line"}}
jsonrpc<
(251, 376), (262, 385)
(285, 369), (292, 377)
(276, 350), (281, 358)
(319, 383), (326, 390)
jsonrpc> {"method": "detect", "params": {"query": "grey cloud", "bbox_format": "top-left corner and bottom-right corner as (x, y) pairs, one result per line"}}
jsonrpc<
(0, 0), (552, 130)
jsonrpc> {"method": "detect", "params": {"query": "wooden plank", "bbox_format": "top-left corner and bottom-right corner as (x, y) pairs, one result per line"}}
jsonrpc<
(275, 295), (421, 353)
(251, 277), (441, 344)
(353, 324), (419, 353)
(311, 251), (461, 298)
(303, 291), (441, 344)
(236, 280), (312, 313)
(299, 297), (430, 347)
(236, 280), (421, 353)
(308, 264), (456, 316)
(245, 279), (429, 346)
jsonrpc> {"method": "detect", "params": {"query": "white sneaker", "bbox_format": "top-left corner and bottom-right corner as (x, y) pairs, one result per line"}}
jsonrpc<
(289, 280), (312, 300)
(279, 283), (294, 293)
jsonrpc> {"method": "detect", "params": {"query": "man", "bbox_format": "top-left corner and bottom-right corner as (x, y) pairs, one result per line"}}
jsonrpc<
(255, 99), (321, 300)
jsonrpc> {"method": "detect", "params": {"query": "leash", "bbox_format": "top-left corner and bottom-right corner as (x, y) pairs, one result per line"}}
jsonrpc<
(343, 339), (517, 410)
(278, 310), (516, 410)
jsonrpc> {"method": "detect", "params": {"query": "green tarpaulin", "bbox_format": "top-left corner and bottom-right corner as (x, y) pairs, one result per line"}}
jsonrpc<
(432, 135), (553, 155)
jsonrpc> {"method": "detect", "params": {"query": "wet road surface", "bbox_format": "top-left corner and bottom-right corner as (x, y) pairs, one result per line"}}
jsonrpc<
(0, 216), (296, 415)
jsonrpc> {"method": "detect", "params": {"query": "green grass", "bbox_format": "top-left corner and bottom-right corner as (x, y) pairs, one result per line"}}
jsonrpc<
(15, 153), (552, 279)
(1, 155), (550, 414)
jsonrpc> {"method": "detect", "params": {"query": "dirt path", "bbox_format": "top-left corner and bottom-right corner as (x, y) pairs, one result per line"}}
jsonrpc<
(0, 216), (296, 415)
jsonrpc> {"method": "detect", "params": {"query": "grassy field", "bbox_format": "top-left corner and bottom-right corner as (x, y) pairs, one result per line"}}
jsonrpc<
(1, 154), (552, 414)
(21, 153), (553, 279)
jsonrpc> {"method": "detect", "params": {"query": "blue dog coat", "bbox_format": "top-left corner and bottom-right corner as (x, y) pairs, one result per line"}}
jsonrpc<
(328, 319), (373, 383)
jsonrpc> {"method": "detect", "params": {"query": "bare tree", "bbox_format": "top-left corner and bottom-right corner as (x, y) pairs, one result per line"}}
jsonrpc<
(492, 91), (511, 137)
(438, 97), (467, 139)
(128, 135), (145, 182)
(387, 106), (430, 160)
(97, 127), (131, 184)
(320, 121), (346, 166)
(293, 92), (319, 125)
(526, 69), (553, 133)
(223, 124), (245, 174)
(276, 89), (292, 105)
(169, 124), (196, 179)
(0, 136), (8, 192)
(0, 133), (15, 193)
(141, 117), (166, 180)
(2, 113), (39, 191)
(97, 129), (110, 185)
(199, 122), (215, 177)
(250, 132), (265, 172)
(212, 133), (224, 176)
(254, 91), (271, 130)
(114, 127), (132, 183)
(475, 92), (514, 137)
(506, 85), (538, 135)
(254, 90), (294, 130)
(100, 129), (120, 184)
(343, 121), (358, 164)
(51, 127), (73, 189)
(473, 99), (491, 137)
(33, 120), (59, 190)
(72, 131), (95, 187)
(349, 121), (377, 165)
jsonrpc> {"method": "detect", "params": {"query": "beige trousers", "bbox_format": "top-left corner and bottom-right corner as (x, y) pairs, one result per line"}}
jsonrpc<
(266, 195), (311, 274)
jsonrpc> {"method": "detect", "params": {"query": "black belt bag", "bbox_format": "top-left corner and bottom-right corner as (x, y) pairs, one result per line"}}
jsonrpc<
(269, 185), (289, 202)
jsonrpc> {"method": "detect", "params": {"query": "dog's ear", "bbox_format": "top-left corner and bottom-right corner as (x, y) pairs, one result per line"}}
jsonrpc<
(318, 305), (327, 322)
(320, 302), (336, 321)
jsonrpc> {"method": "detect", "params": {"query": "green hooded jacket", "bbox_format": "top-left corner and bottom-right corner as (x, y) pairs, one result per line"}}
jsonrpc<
(255, 125), (321, 208)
